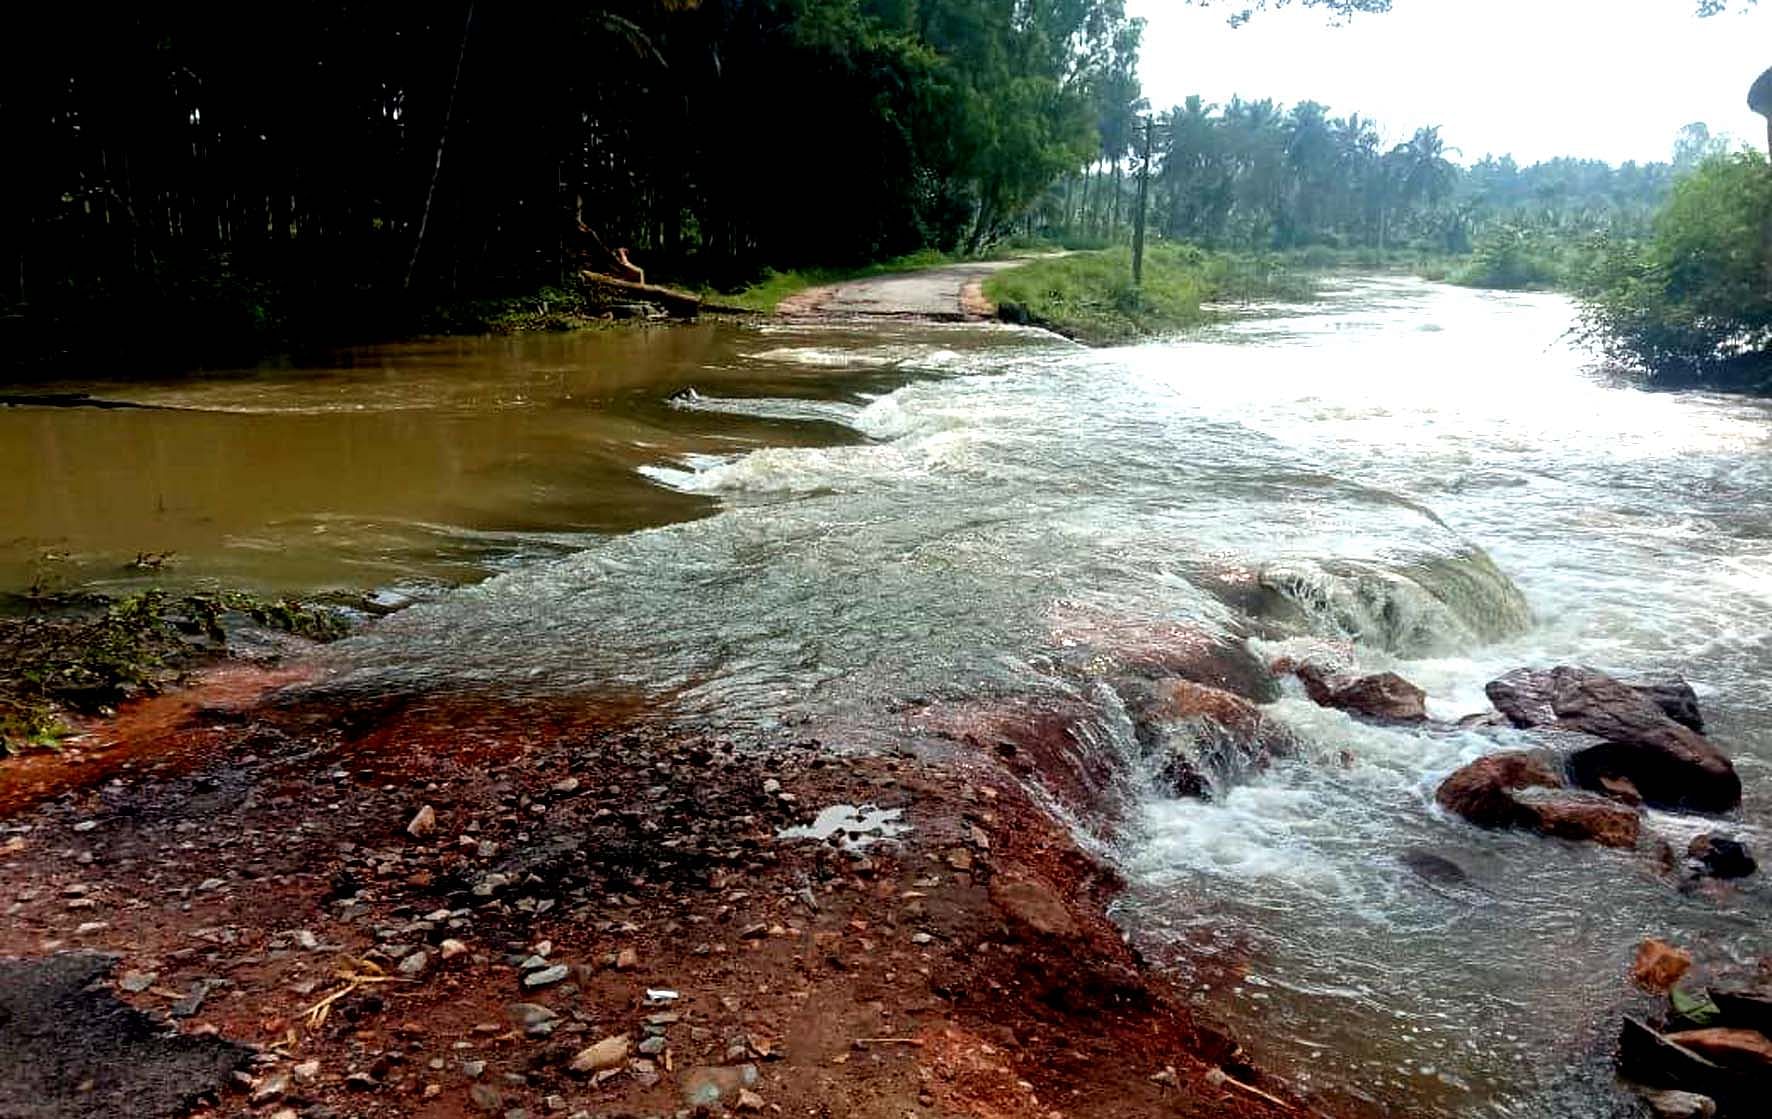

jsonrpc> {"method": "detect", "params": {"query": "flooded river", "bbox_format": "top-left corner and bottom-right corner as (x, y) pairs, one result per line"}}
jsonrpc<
(5, 278), (1769, 1116)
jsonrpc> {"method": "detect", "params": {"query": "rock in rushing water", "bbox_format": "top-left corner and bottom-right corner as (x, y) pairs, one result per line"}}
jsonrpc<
(1512, 788), (1642, 849)
(1485, 666), (1740, 811)
(1118, 676), (1294, 799)
(1436, 752), (1644, 848)
(1630, 675), (1707, 734)
(1399, 850), (1470, 885)
(1435, 750), (1565, 829)
(1631, 938), (1694, 994)
(1640, 1089), (1717, 1119)
(1688, 834), (1757, 879)
(1710, 988), (1772, 1034)
(1661, 1027), (1772, 1072)
(1296, 665), (1429, 722)
(1619, 1017), (1727, 1091)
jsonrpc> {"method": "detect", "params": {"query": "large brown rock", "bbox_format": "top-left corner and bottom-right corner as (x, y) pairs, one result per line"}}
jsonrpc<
(1710, 988), (1772, 1034)
(1514, 789), (1641, 849)
(1298, 666), (1428, 722)
(1435, 751), (1564, 829)
(1632, 675), (1706, 733)
(1662, 1028), (1772, 1073)
(1619, 1017), (1727, 1091)
(1484, 667), (1739, 811)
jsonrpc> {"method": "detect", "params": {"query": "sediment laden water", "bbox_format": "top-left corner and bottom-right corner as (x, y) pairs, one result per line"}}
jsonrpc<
(8, 278), (1771, 1116)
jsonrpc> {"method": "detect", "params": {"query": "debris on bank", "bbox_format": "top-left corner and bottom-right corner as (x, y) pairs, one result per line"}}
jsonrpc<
(0, 590), (353, 756)
(1617, 936), (1772, 1118)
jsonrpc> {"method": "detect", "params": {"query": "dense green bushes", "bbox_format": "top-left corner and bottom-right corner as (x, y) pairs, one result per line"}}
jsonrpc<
(1575, 153), (1772, 390)
(1451, 226), (1569, 290)
(982, 245), (1317, 344)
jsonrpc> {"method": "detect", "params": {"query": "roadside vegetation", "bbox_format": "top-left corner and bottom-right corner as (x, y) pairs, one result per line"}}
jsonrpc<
(3, 2), (1149, 374)
(1574, 151), (1772, 391)
(3, 2), (1762, 390)
(984, 245), (1319, 344)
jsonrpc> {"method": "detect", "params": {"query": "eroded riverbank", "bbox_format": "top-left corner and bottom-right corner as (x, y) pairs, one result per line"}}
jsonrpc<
(0, 661), (1304, 1119)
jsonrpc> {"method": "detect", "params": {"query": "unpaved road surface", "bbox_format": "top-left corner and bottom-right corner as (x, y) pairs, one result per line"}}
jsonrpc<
(0, 952), (249, 1119)
(0, 662), (1294, 1119)
(779, 260), (1029, 320)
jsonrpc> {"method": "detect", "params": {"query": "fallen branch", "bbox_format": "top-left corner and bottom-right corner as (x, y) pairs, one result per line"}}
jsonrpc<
(301, 958), (416, 1029)
(853, 1037), (925, 1047)
(578, 271), (701, 319)
(1206, 1067), (1295, 1111)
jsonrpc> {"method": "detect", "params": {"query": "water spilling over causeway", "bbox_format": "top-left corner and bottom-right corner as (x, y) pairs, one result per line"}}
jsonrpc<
(12, 278), (1771, 1116)
(319, 281), (1772, 1115)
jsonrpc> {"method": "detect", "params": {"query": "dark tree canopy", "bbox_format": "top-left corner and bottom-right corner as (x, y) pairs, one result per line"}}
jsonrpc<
(0, 0), (1141, 367)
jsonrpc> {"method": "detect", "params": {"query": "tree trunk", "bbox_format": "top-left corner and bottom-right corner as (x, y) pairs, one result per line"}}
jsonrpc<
(1080, 168), (1093, 237)
(1111, 160), (1122, 238)
(967, 198), (997, 255)
(403, 2), (476, 290)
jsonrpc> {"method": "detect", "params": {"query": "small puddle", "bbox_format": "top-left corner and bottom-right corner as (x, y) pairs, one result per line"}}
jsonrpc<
(777, 803), (910, 850)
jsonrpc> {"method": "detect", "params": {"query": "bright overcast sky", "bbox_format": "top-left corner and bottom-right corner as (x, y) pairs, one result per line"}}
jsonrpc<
(1125, 0), (1772, 165)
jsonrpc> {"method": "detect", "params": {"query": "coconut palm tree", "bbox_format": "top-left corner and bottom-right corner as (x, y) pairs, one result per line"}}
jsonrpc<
(1391, 126), (1459, 208)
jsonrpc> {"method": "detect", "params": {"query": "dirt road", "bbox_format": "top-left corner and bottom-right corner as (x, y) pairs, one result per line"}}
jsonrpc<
(778, 259), (1029, 320)
(0, 656), (1295, 1119)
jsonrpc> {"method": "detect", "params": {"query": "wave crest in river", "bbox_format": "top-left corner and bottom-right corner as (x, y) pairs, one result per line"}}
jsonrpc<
(1258, 548), (1533, 656)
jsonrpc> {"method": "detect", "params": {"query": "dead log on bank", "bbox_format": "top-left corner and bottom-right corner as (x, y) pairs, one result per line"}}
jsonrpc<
(578, 271), (701, 320)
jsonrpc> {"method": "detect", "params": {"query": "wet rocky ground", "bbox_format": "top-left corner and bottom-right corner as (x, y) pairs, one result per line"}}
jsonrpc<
(0, 663), (1296, 1119)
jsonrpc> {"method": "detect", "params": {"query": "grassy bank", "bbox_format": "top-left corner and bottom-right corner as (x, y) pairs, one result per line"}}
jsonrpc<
(982, 244), (1325, 345)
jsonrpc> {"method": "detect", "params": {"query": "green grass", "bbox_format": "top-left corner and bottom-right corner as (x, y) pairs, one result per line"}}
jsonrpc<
(983, 244), (1324, 345)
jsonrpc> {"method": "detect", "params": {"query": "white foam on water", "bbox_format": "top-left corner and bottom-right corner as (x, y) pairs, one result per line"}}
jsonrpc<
(664, 391), (864, 426)
(324, 278), (1772, 1118)
(752, 346), (899, 367)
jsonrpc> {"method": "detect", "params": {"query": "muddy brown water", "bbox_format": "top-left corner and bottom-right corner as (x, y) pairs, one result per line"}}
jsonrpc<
(6, 280), (1772, 1118)
(0, 323), (1015, 594)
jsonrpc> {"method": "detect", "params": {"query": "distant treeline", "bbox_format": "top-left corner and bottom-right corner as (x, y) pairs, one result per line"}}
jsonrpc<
(1048, 97), (1702, 258)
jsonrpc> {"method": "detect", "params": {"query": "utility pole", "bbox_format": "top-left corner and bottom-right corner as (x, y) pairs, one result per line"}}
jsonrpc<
(1752, 67), (1772, 297)
(1132, 116), (1153, 289)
